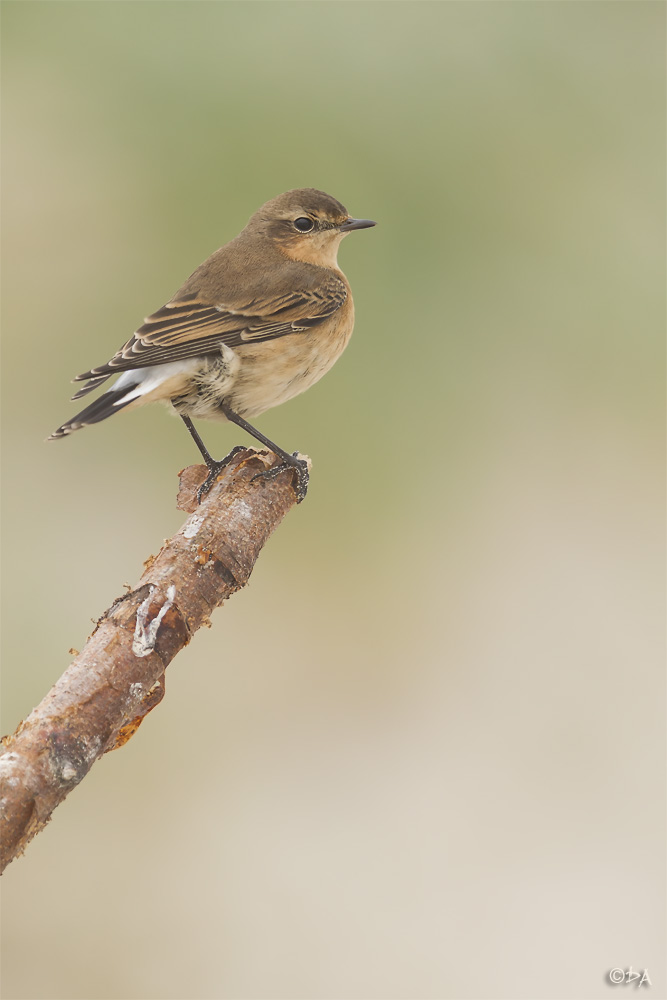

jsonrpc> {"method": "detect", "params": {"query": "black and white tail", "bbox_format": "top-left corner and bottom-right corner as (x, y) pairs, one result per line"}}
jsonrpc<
(48, 361), (195, 440)
(48, 379), (139, 439)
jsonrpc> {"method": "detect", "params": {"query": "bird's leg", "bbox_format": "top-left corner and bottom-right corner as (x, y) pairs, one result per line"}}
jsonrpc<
(178, 409), (309, 504)
(178, 413), (246, 502)
(219, 402), (309, 503)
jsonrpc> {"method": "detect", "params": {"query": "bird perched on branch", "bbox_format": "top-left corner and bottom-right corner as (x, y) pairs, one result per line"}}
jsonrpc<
(49, 188), (375, 502)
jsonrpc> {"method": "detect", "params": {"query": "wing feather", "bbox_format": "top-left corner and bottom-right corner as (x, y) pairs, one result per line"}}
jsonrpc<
(74, 276), (347, 382)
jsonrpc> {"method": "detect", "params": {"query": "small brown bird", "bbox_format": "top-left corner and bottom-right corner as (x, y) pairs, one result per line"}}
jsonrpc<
(50, 188), (375, 501)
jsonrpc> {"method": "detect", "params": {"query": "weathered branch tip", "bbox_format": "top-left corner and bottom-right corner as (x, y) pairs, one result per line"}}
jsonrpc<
(0, 447), (306, 873)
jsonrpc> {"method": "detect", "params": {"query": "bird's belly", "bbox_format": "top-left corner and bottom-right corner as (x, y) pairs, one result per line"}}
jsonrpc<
(164, 308), (353, 422)
(225, 323), (353, 419)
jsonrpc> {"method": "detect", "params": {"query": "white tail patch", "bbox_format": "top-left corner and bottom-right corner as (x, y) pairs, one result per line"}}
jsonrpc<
(111, 362), (200, 406)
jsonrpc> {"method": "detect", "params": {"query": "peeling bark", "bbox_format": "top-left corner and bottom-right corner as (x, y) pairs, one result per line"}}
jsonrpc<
(0, 448), (302, 873)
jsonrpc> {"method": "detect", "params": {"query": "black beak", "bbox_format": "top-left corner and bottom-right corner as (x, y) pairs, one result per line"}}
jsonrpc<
(339, 217), (376, 232)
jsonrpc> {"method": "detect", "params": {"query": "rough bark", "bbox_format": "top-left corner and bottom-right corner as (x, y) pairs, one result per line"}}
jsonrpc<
(0, 448), (304, 873)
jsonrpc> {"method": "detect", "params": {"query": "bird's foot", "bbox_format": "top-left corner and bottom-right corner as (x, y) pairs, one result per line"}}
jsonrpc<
(196, 446), (247, 503)
(252, 452), (310, 504)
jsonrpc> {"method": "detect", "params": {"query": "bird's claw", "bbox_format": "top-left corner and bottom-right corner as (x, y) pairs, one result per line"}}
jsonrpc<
(196, 446), (247, 504)
(252, 453), (309, 504)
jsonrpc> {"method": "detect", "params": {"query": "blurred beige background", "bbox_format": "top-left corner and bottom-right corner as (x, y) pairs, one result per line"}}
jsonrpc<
(1, 3), (664, 999)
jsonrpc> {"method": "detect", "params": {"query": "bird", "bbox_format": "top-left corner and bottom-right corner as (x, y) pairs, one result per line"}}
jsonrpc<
(49, 188), (375, 502)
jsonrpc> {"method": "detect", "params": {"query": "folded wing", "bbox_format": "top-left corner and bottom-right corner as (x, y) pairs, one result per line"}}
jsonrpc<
(72, 276), (347, 396)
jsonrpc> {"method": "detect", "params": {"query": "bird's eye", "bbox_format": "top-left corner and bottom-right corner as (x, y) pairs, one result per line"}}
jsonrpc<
(293, 217), (314, 232)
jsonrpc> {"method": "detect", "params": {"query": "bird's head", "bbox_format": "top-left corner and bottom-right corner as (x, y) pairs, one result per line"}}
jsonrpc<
(245, 188), (376, 267)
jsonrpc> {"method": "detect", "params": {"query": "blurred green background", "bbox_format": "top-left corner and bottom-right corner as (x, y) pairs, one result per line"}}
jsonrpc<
(1, 3), (664, 998)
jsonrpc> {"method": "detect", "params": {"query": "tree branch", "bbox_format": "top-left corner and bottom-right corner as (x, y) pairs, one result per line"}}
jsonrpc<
(0, 448), (305, 873)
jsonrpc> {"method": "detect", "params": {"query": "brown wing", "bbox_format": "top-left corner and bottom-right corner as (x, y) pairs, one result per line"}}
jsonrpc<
(73, 275), (347, 384)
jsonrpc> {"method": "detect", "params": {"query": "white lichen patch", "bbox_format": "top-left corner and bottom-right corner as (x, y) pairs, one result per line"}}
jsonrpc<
(182, 513), (205, 539)
(232, 499), (253, 522)
(132, 584), (176, 658)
